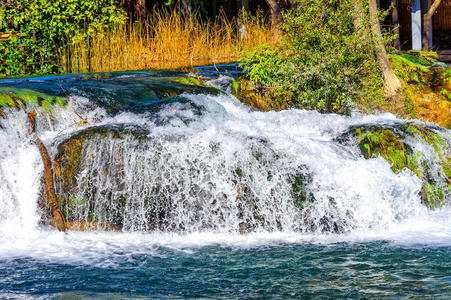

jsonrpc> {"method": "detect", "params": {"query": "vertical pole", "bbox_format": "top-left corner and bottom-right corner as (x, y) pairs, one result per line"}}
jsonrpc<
(426, 0), (432, 48)
(411, 0), (422, 50)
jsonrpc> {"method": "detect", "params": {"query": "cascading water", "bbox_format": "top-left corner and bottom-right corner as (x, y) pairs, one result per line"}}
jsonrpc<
(0, 70), (449, 298)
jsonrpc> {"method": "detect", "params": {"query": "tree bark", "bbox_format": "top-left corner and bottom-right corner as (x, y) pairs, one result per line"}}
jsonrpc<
(28, 111), (67, 233)
(266, 0), (283, 32)
(422, 0), (442, 51)
(368, 0), (402, 98)
(265, 0), (296, 36)
(391, 0), (400, 49)
(182, 0), (191, 16)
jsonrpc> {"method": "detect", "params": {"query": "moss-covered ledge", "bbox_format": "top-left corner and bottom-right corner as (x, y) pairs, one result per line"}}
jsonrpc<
(231, 78), (291, 111)
(337, 123), (450, 209)
(0, 87), (66, 118)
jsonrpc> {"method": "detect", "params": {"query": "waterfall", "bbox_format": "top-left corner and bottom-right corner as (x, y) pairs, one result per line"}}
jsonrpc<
(0, 74), (449, 245)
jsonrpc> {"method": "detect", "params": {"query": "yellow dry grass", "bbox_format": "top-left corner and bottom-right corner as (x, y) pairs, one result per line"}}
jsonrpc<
(61, 9), (272, 74)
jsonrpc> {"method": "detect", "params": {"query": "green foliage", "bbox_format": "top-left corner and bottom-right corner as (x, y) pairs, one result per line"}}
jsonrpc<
(352, 125), (450, 209)
(440, 89), (451, 101)
(389, 53), (430, 84)
(356, 128), (419, 177)
(0, 0), (126, 76)
(424, 183), (445, 209)
(242, 0), (385, 113)
(0, 87), (66, 114)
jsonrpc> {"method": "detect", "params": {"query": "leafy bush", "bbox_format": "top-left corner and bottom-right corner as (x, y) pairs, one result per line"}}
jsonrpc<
(0, 0), (126, 76)
(242, 0), (386, 113)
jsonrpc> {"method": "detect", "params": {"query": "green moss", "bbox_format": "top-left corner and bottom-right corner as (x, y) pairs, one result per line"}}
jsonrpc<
(352, 124), (450, 209)
(235, 167), (243, 177)
(231, 77), (292, 111)
(172, 77), (205, 87)
(291, 172), (315, 210)
(356, 128), (420, 177)
(0, 87), (66, 116)
(402, 50), (438, 64)
(407, 125), (450, 182)
(424, 183), (445, 209)
(389, 53), (430, 85)
(56, 136), (86, 195)
(231, 80), (239, 95)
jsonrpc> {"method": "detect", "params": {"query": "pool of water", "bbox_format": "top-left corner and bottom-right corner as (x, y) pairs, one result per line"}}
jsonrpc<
(1, 233), (450, 299)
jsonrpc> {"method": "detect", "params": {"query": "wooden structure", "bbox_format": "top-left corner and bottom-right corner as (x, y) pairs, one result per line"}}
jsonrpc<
(395, 0), (451, 52)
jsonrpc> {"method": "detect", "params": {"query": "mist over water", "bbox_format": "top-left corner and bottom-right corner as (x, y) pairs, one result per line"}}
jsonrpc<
(0, 72), (449, 298)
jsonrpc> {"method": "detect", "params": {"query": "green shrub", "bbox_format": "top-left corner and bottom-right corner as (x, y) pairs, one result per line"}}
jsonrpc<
(0, 0), (126, 76)
(242, 0), (386, 113)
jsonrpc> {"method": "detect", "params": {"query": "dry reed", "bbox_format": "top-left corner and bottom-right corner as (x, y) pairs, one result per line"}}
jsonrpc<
(61, 9), (272, 74)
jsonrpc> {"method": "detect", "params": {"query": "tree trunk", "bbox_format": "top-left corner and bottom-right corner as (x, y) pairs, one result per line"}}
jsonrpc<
(28, 111), (67, 233)
(182, 0), (191, 15)
(265, 0), (295, 36)
(368, 0), (402, 98)
(391, 0), (400, 49)
(422, 0), (442, 51)
(266, 0), (283, 33)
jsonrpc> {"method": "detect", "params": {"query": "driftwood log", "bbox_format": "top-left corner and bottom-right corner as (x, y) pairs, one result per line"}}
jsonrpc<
(28, 110), (67, 232)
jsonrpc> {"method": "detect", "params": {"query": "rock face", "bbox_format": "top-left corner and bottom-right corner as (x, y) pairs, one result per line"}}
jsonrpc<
(47, 124), (329, 233)
(337, 123), (450, 208)
(49, 124), (150, 230)
(47, 120), (450, 233)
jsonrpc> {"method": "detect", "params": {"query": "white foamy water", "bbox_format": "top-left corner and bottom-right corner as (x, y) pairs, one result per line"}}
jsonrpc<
(0, 84), (450, 264)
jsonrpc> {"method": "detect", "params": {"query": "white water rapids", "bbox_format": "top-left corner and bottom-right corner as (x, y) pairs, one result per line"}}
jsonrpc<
(0, 77), (450, 264)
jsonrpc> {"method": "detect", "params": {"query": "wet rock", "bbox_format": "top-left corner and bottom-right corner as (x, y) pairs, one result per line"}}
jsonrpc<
(0, 87), (66, 117)
(49, 124), (149, 230)
(337, 122), (450, 208)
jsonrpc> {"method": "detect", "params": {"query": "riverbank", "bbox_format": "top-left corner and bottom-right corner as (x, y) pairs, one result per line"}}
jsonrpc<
(233, 51), (451, 129)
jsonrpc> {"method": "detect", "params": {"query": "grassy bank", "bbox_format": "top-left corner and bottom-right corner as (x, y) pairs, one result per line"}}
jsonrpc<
(60, 9), (272, 74)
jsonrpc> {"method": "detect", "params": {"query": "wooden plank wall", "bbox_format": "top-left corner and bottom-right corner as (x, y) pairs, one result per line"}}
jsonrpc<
(398, 0), (412, 34)
(399, 0), (451, 32)
(432, 0), (451, 30)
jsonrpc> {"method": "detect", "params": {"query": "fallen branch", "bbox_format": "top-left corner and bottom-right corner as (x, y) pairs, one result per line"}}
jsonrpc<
(27, 110), (67, 232)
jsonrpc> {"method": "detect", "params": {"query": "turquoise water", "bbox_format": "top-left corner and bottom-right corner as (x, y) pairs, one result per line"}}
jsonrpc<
(1, 240), (450, 299)
(0, 69), (450, 299)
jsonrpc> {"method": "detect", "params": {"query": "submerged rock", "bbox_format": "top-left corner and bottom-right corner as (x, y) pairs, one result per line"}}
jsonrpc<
(337, 122), (450, 208)
(46, 124), (150, 229)
(48, 124), (331, 233)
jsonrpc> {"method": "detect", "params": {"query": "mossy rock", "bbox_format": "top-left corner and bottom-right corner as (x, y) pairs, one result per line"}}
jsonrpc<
(231, 78), (290, 111)
(53, 124), (149, 225)
(290, 166), (316, 210)
(171, 76), (206, 87)
(338, 123), (450, 209)
(0, 87), (66, 117)
(388, 51), (451, 128)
